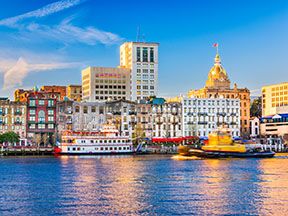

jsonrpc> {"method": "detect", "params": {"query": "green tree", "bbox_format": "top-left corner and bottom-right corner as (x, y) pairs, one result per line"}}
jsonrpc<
(250, 96), (262, 117)
(0, 132), (20, 145)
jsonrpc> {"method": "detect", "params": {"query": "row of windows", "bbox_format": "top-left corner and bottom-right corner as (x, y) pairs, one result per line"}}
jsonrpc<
(29, 124), (54, 129)
(79, 139), (129, 144)
(29, 99), (54, 107)
(137, 85), (154, 90)
(95, 96), (126, 100)
(137, 47), (154, 63)
(95, 85), (126, 89)
(136, 91), (155, 96)
(29, 109), (54, 115)
(95, 79), (127, 84)
(95, 90), (127, 95)
(137, 69), (154, 74)
(183, 100), (239, 106)
(68, 146), (131, 151)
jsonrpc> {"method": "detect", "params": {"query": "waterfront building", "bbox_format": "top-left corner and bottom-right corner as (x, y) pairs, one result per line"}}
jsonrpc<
(185, 53), (250, 137)
(72, 101), (106, 131)
(26, 88), (58, 145)
(182, 97), (241, 137)
(0, 98), (26, 139)
(66, 85), (82, 101)
(82, 67), (131, 102)
(260, 113), (288, 137)
(262, 82), (288, 116)
(120, 42), (159, 101)
(40, 86), (67, 101)
(250, 117), (260, 138)
(151, 101), (182, 138)
(105, 99), (137, 137)
(56, 99), (74, 136)
(136, 101), (153, 138)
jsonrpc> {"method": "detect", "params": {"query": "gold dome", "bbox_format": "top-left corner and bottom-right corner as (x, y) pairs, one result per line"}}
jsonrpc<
(205, 54), (230, 89)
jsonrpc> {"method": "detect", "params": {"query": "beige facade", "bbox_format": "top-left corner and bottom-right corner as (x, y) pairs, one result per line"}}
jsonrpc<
(82, 67), (131, 102)
(262, 82), (288, 116)
(0, 99), (26, 138)
(67, 85), (82, 101)
(120, 42), (159, 101)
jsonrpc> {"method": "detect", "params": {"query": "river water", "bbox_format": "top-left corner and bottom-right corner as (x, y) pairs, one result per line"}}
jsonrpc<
(0, 155), (288, 216)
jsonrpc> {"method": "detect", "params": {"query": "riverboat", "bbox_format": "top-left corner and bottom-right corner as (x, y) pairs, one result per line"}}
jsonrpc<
(54, 124), (133, 155)
(178, 127), (275, 158)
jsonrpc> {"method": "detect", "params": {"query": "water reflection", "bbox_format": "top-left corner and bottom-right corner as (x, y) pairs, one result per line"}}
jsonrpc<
(0, 155), (288, 215)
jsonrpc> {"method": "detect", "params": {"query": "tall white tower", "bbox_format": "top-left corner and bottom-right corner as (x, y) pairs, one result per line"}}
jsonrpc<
(120, 42), (159, 101)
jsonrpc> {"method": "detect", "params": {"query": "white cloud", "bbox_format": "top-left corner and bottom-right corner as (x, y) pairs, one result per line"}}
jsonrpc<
(21, 19), (122, 45)
(0, 0), (85, 27)
(0, 57), (80, 90)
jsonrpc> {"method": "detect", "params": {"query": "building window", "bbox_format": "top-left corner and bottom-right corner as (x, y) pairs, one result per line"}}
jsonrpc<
(29, 109), (36, 115)
(29, 100), (36, 106)
(150, 48), (154, 62)
(137, 47), (141, 62)
(48, 110), (54, 115)
(39, 100), (45, 105)
(48, 116), (54, 122)
(48, 124), (54, 129)
(75, 106), (80, 113)
(143, 47), (148, 62)
(29, 116), (35, 121)
(47, 100), (54, 107)
(38, 110), (45, 123)
(38, 124), (45, 129)
(29, 124), (35, 129)
(83, 106), (88, 114)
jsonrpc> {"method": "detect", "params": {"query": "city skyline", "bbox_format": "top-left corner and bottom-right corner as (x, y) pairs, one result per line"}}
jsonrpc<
(0, 0), (288, 99)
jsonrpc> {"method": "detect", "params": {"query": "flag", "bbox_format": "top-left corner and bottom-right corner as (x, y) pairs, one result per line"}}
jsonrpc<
(213, 43), (218, 47)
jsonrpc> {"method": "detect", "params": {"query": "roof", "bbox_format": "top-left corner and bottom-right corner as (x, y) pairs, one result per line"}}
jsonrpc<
(261, 113), (288, 120)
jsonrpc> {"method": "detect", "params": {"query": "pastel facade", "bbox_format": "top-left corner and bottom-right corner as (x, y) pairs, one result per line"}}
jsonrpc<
(0, 98), (26, 139)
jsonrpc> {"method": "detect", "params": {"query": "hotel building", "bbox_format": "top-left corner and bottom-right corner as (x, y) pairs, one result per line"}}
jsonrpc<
(184, 53), (250, 137)
(82, 67), (131, 102)
(120, 42), (159, 101)
(182, 97), (241, 137)
(262, 82), (288, 116)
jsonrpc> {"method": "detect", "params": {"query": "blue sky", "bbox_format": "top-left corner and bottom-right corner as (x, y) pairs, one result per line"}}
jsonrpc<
(0, 0), (288, 98)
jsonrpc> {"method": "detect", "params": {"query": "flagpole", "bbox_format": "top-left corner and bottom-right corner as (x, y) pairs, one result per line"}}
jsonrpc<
(217, 42), (219, 55)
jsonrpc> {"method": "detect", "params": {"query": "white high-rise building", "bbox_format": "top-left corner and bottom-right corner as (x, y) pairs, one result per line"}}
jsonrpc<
(120, 42), (159, 101)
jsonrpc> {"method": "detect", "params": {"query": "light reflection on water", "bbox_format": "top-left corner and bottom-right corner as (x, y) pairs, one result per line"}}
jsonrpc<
(0, 155), (288, 215)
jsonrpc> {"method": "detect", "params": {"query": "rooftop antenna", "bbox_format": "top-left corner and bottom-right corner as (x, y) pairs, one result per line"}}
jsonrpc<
(136, 26), (141, 42)
(142, 33), (146, 42)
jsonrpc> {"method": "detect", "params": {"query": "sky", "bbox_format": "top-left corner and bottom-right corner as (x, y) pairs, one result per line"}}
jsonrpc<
(0, 0), (287, 99)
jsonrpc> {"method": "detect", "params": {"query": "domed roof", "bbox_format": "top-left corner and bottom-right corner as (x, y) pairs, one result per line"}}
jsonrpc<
(205, 54), (230, 89)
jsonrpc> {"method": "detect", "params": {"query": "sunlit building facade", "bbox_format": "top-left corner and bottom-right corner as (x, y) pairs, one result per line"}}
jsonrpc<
(66, 85), (82, 101)
(182, 97), (240, 137)
(120, 42), (159, 101)
(186, 54), (250, 137)
(262, 82), (288, 117)
(82, 67), (131, 102)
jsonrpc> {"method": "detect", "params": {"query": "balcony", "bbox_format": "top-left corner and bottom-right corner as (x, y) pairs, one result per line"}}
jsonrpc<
(14, 111), (22, 115)
(198, 112), (208, 116)
(14, 121), (22, 125)
(187, 121), (194, 125)
(112, 111), (121, 115)
(198, 121), (208, 125)
(230, 122), (237, 125)
(141, 111), (148, 114)
(128, 111), (137, 115)
(217, 112), (226, 116)
(230, 113), (237, 116)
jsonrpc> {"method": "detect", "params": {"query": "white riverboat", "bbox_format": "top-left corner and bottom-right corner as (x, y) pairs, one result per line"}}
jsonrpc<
(55, 124), (133, 155)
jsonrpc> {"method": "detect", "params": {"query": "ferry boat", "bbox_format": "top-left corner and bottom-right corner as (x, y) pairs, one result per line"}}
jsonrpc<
(54, 124), (133, 155)
(178, 127), (275, 158)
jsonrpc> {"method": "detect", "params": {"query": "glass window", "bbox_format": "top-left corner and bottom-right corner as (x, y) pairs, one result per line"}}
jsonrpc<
(39, 100), (45, 105)
(150, 47), (154, 62)
(48, 110), (54, 115)
(48, 100), (54, 107)
(38, 110), (45, 123)
(137, 47), (141, 62)
(29, 100), (36, 106)
(143, 47), (148, 62)
(29, 109), (36, 115)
